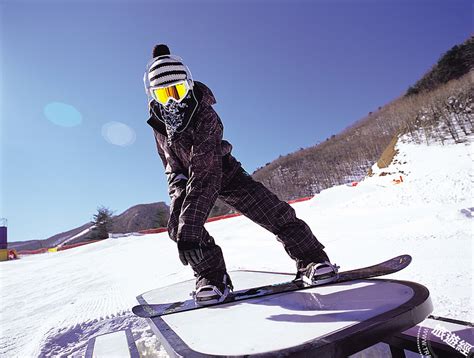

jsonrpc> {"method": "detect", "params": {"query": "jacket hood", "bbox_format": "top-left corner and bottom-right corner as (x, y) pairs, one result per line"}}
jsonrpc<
(194, 81), (216, 107)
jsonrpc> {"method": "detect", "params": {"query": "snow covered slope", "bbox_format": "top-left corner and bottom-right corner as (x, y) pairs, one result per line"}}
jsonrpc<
(0, 136), (472, 357)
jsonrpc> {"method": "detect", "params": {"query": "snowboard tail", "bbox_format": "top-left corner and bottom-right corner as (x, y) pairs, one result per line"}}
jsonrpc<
(132, 254), (411, 318)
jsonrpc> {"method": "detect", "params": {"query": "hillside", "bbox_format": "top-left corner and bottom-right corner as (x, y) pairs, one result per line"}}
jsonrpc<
(7, 222), (93, 252)
(251, 38), (473, 201)
(8, 202), (170, 250)
(406, 36), (473, 96)
(111, 202), (170, 234)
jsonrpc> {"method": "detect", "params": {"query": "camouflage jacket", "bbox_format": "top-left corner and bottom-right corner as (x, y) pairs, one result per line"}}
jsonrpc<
(147, 81), (240, 245)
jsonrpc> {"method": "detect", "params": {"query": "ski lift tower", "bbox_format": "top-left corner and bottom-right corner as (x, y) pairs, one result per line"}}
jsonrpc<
(0, 218), (8, 261)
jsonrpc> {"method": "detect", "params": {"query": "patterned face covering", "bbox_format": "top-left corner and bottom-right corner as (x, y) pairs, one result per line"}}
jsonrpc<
(158, 89), (199, 141)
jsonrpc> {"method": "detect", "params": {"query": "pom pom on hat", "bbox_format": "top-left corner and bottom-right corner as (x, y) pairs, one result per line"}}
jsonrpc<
(152, 44), (170, 58)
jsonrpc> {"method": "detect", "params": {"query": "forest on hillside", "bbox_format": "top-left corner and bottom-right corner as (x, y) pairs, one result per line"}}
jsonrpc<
(250, 72), (472, 201)
(406, 36), (473, 96)
(211, 37), (473, 213)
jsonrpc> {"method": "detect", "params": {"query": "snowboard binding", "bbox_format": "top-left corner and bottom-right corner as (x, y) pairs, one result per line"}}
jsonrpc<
(301, 261), (340, 286)
(192, 273), (233, 306)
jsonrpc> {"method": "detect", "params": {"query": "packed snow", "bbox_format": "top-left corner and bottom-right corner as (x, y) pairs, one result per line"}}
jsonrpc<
(0, 135), (472, 357)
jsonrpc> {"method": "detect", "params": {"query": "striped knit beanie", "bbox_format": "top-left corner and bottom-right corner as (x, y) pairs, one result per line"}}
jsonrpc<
(147, 44), (190, 87)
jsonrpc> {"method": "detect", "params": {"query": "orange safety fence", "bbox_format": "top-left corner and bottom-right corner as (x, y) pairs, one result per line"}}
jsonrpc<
(138, 227), (168, 235)
(287, 196), (313, 204)
(16, 248), (49, 255)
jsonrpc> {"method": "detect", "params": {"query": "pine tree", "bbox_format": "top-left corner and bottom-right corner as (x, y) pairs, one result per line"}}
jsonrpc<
(91, 206), (114, 240)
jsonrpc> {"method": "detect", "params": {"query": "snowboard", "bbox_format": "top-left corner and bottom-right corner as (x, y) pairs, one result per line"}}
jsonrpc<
(132, 254), (411, 318)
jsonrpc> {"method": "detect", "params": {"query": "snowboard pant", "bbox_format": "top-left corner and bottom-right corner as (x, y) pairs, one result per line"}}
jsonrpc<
(167, 155), (326, 278)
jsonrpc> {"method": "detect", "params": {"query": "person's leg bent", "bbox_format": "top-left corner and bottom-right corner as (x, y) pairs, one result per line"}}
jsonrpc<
(219, 168), (329, 271)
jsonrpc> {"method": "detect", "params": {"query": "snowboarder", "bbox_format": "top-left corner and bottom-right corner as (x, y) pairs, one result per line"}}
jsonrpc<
(143, 44), (339, 305)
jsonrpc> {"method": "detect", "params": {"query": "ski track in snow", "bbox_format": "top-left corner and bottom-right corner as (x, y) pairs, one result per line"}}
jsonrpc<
(0, 137), (472, 357)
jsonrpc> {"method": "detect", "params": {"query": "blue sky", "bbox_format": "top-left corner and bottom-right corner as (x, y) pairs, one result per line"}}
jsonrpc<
(1, 0), (470, 242)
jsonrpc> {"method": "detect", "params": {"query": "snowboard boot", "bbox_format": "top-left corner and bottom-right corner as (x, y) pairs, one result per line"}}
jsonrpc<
(295, 250), (340, 285)
(193, 271), (234, 306)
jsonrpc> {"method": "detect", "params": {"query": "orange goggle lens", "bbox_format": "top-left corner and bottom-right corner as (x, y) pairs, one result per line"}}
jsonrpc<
(152, 82), (189, 105)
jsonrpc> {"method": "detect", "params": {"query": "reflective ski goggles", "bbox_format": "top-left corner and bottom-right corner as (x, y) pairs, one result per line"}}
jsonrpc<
(150, 80), (191, 105)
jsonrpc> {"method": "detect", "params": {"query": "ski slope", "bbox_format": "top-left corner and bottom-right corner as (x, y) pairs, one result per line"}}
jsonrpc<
(0, 136), (472, 357)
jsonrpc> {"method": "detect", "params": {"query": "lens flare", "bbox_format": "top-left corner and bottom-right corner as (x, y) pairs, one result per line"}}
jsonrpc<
(101, 121), (136, 147)
(43, 102), (82, 127)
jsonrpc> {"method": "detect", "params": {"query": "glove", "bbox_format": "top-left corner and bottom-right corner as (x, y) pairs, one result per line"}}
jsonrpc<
(177, 241), (204, 266)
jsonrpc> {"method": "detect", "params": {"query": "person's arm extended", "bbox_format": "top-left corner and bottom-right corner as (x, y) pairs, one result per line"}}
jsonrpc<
(153, 131), (188, 244)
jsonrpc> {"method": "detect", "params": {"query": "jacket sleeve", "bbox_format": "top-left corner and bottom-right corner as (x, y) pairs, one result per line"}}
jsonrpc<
(152, 130), (188, 242)
(154, 134), (168, 169)
(152, 130), (188, 194)
(177, 107), (223, 244)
